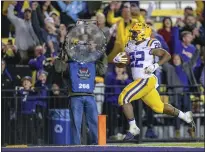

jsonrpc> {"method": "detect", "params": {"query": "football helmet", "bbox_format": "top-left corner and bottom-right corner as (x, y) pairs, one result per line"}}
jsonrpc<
(129, 22), (151, 42)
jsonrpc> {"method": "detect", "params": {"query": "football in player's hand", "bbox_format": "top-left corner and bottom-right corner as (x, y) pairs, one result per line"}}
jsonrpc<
(115, 52), (130, 68)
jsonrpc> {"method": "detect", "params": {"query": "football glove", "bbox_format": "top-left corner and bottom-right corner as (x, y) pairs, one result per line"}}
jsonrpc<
(145, 63), (159, 74)
(113, 52), (128, 64)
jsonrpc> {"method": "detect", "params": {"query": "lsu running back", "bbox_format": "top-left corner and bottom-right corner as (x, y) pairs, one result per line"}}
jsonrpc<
(113, 22), (196, 141)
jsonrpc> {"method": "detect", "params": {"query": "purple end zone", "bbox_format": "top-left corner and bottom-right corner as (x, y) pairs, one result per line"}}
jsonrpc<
(2, 146), (204, 152)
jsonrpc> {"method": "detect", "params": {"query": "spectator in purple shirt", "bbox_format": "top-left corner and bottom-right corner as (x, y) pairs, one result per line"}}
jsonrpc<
(172, 27), (201, 67)
(29, 45), (46, 71)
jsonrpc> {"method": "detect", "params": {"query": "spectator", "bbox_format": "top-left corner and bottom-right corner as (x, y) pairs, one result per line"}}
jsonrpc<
(35, 70), (48, 88)
(96, 12), (110, 41)
(184, 6), (194, 17)
(34, 70), (48, 109)
(31, 2), (47, 45)
(179, 15), (205, 46)
(103, 1), (122, 26)
(31, 2), (59, 57)
(172, 27), (201, 67)
(35, 70), (49, 144)
(39, 1), (53, 19)
(7, 2), (39, 64)
(2, 41), (20, 64)
(59, 24), (67, 46)
(162, 46), (201, 137)
(163, 46), (200, 92)
(130, 3), (145, 23)
(140, 8), (147, 19)
(29, 45), (46, 71)
(158, 17), (173, 54)
(57, 1), (86, 25)
(29, 45), (46, 85)
(49, 11), (60, 28)
(107, 5), (138, 62)
(104, 66), (131, 138)
(16, 76), (39, 144)
(45, 17), (60, 57)
(49, 83), (67, 109)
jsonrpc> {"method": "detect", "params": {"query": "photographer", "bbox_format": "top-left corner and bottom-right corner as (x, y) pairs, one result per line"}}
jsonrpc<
(58, 23), (108, 144)
(62, 52), (107, 145)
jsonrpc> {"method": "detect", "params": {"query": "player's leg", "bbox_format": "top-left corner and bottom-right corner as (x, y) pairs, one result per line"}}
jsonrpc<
(118, 78), (153, 140)
(142, 89), (196, 133)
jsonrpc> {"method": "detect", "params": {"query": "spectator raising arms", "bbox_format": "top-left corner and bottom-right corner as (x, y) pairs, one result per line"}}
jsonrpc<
(107, 4), (138, 62)
(7, 2), (39, 64)
(172, 27), (201, 67)
(29, 45), (46, 85)
(31, 2), (59, 57)
(29, 45), (46, 71)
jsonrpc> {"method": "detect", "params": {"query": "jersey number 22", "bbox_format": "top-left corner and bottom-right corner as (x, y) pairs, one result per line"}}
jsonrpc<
(130, 51), (145, 68)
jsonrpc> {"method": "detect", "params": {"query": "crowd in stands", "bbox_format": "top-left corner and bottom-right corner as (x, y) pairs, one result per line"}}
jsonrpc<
(1, 1), (205, 144)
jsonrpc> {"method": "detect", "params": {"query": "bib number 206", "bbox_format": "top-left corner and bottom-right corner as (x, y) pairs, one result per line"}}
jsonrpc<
(79, 83), (90, 89)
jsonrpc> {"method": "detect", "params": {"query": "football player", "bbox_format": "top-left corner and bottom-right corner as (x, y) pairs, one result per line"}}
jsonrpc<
(113, 23), (196, 140)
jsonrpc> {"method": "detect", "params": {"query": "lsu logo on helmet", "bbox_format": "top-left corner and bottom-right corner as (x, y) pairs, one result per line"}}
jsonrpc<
(129, 22), (152, 42)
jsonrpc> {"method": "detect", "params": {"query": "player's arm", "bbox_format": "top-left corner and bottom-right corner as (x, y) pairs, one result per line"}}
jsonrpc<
(151, 48), (171, 66)
(145, 40), (171, 74)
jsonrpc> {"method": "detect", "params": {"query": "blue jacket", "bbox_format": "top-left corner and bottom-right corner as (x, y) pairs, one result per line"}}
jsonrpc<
(18, 82), (48, 114)
(29, 55), (46, 71)
(17, 89), (38, 114)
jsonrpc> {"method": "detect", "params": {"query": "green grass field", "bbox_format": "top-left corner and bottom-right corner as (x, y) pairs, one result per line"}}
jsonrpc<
(111, 142), (204, 148)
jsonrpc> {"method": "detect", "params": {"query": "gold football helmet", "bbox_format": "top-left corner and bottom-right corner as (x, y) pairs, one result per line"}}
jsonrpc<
(129, 22), (151, 42)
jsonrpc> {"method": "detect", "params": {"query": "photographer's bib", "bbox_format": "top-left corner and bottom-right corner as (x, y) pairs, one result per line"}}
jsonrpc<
(69, 62), (96, 93)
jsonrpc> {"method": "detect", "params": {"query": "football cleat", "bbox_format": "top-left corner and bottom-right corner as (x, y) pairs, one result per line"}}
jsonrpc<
(123, 127), (140, 141)
(185, 111), (196, 138)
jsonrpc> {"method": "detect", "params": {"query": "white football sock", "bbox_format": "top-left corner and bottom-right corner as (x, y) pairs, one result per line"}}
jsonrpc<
(129, 119), (137, 128)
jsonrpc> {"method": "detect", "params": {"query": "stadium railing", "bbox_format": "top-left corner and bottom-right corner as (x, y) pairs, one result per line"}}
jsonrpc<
(1, 85), (204, 146)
